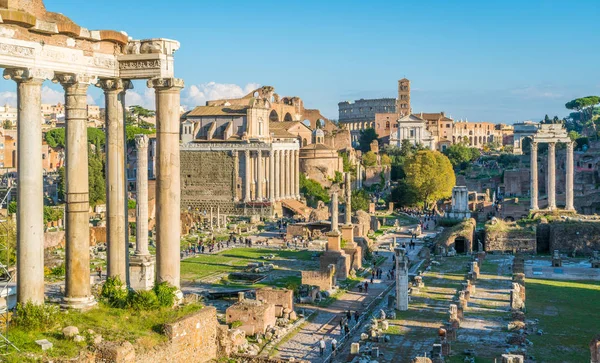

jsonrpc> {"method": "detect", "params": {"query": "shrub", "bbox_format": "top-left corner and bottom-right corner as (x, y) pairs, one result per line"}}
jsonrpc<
(128, 199), (136, 210)
(231, 320), (243, 329)
(130, 290), (159, 311)
(12, 302), (61, 331)
(50, 263), (66, 277)
(438, 218), (462, 227)
(101, 276), (130, 308)
(153, 281), (177, 307)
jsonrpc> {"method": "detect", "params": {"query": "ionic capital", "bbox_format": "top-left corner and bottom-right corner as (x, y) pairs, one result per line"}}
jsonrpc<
(134, 134), (150, 149)
(147, 77), (184, 90)
(96, 78), (133, 93)
(52, 73), (98, 87)
(530, 141), (538, 152)
(3, 68), (53, 83)
(547, 142), (556, 151)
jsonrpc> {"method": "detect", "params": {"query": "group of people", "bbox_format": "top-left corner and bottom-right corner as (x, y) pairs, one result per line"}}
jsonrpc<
(318, 310), (362, 357)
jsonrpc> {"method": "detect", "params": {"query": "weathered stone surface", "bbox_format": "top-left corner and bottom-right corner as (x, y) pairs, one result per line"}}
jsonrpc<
(62, 326), (79, 338)
(96, 341), (136, 362)
(35, 339), (52, 351)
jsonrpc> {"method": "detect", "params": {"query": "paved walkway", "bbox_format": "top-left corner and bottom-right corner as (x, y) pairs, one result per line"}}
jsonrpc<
(274, 229), (426, 362)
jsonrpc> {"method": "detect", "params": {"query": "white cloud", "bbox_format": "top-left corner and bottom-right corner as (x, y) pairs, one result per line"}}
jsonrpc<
(87, 95), (96, 105)
(182, 82), (261, 108)
(510, 86), (563, 100)
(0, 91), (16, 106)
(126, 88), (155, 110)
(41, 86), (64, 104)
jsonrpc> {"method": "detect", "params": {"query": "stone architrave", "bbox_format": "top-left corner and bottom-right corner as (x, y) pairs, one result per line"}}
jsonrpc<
(130, 134), (155, 291)
(97, 78), (132, 284)
(4, 68), (52, 305)
(148, 77), (184, 296)
(395, 247), (409, 311)
(55, 73), (97, 309)
(530, 141), (538, 210)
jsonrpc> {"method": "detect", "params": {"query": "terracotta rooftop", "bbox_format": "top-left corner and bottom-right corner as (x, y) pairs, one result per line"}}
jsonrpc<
(269, 122), (296, 138)
(187, 106), (248, 117)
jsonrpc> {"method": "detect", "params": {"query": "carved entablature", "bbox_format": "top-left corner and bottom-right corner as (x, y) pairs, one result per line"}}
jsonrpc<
(118, 38), (179, 80)
(124, 38), (180, 56)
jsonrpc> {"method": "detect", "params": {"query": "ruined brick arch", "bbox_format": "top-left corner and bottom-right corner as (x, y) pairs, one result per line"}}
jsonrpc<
(269, 110), (279, 122)
(284, 112), (293, 122)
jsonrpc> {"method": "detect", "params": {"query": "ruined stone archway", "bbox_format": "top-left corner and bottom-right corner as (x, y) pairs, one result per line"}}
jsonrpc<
(454, 237), (467, 253)
(284, 112), (293, 122)
(269, 109), (279, 122)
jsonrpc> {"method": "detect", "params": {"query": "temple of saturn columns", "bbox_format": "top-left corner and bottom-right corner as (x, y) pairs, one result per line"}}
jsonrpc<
(529, 124), (575, 212)
(0, 0), (183, 308)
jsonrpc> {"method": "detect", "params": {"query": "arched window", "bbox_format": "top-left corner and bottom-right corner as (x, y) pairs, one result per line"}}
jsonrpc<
(269, 110), (279, 122)
(284, 113), (293, 122)
(385, 121), (390, 129)
(303, 138), (308, 146)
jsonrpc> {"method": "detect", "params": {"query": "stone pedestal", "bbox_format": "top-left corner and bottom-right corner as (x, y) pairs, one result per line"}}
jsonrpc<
(129, 255), (156, 291)
(341, 224), (354, 242)
(327, 230), (341, 251)
(395, 247), (409, 311)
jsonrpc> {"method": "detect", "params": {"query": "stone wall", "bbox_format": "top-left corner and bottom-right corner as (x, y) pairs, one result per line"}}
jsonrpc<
(181, 150), (235, 210)
(436, 218), (476, 253)
(256, 288), (293, 317)
(226, 300), (276, 336)
(136, 306), (220, 363)
(44, 230), (65, 249)
(548, 221), (600, 255)
(363, 166), (390, 187)
(485, 226), (536, 253)
(301, 264), (335, 291)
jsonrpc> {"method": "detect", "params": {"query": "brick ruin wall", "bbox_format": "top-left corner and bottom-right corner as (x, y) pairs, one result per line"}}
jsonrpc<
(181, 151), (236, 211)
(301, 268), (334, 291)
(485, 228), (536, 253)
(547, 221), (600, 255)
(256, 288), (293, 316)
(136, 306), (220, 363)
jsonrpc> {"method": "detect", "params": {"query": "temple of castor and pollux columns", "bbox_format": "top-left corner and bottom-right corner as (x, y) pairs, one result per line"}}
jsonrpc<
(0, 0), (184, 308)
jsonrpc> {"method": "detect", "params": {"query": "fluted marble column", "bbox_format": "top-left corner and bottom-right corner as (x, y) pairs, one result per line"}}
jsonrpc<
(97, 79), (131, 283)
(55, 73), (96, 309)
(244, 150), (251, 202)
(294, 149), (300, 199)
(134, 135), (150, 256)
(4, 68), (50, 305)
(285, 150), (291, 199)
(566, 141), (574, 211)
(269, 150), (275, 202)
(345, 172), (352, 225)
(148, 78), (184, 292)
(547, 142), (556, 210)
(530, 141), (538, 210)
(275, 150), (281, 201)
(330, 192), (339, 232)
(256, 150), (263, 200)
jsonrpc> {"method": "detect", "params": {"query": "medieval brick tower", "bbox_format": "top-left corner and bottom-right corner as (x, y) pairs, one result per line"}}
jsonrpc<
(397, 78), (411, 116)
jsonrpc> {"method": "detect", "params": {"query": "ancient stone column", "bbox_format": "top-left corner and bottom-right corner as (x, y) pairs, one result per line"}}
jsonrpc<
(210, 207), (214, 229)
(55, 73), (97, 309)
(217, 206), (221, 229)
(97, 79), (131, 283)
(295, 149), (301, 199)
(345, 173), (352, 225)
(130, 134), (155, 291)
(547, 142), (556, 210)
(530, 141), (538, 210)
(274, 150), (281, 201)
(269, 150), (275, 202)
(395, 247), (409, 311)
(4, 68), (50, 305)
(148, 78), (184, 293)
(256, 150), (263, 200)
(244, 149), (251, 202)
(280, 150), (286, 200)
(134, 135), (150, 256)
(331, 192), (339, 232)
(566, 141), (574, 211)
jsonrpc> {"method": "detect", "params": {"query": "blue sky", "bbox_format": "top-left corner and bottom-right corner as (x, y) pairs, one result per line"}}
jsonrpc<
(7, 0), (600, 123)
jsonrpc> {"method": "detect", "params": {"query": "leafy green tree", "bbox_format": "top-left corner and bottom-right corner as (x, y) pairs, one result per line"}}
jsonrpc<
(57, 167), (66, 202)
(404, 150), (455, 209)
(380, 154), (391, 165)
(362, 151), (378, 167)
(299, 173), (330, 208)
(87, 127), (106, 148)
(568, 130), (581, 141)
(444, 143), (478, 169)
(2, 120), (12, 129)
(126, 126), (155, 143)
(129, 105), (155, 128)
(43, 206), (63, 224)
(7, 201), (16, 215)
(566, 96), (600, 124)
(88, 147), (105, 207)
(45, 128), (66, 148)
(351, 189), (370, 211)
(339, 152), (354, 173)
(389, 179), (419, 207)
(128, 199), (136, 210)
(358, 128), (378, 152)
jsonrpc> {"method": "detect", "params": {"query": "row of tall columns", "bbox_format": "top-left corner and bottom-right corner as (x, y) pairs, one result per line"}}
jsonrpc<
(6, 68), (183, 306)
(530, 141), (575, 212)
(242, 149), (300, 203)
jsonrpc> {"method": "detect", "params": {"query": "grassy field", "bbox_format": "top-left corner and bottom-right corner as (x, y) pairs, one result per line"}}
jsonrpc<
(180, 248), (317, 282)
(6, 302), (205, 362)
(527, 278), (600, 363)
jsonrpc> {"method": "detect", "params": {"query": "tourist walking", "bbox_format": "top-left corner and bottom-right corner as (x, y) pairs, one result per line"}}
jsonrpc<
(344, 322), (350, 335)
(354, 310), (360, 322)
(364, 281), (369, 293)
(331, 337), (337, 357)
(346, 310), (352, 322)
(319, 337), (326, 356)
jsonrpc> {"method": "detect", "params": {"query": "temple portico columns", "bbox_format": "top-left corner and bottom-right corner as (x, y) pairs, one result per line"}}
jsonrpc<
(285, 150), (291, 199)
(547, 142), (556, 210)
(244, 149), (251, 202)
(55, 73), (97, 309)
(566, 141), (574, 211)
(345, 172), (352, 225)
(274, 150), (281, 201)
(280, 150), (286, 200)
(269, 150), (275, 202)
(134, 135), (150, 256)
(148, 77), (184, 292)
(97, 78), (132, 283)
(530, 141), (538, 210)
(4, 68), (51, 305)
(294, 150), (300, 199)
(256, 150), (263, 200)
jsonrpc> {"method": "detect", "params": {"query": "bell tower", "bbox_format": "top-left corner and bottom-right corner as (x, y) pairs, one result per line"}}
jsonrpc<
(397, 78), (411, 116)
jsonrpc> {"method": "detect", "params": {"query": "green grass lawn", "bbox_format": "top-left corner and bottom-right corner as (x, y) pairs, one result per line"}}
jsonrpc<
(527, 278), (600, 363)
(6, 302), (205, 362)
(180, 248), (317, 281)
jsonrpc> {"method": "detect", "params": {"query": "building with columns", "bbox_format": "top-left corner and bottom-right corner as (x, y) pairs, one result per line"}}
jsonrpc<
(180, 95), (301, 216)
(390, 114), (435, 150)
(0, 0), (184, 308)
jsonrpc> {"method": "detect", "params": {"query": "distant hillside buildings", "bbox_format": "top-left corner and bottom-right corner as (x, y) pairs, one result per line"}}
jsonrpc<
(338, 79), (514, 151)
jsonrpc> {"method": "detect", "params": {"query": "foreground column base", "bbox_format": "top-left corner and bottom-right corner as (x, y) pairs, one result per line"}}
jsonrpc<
(130, 255), (156, 291)
(61, 296), (97, 310)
